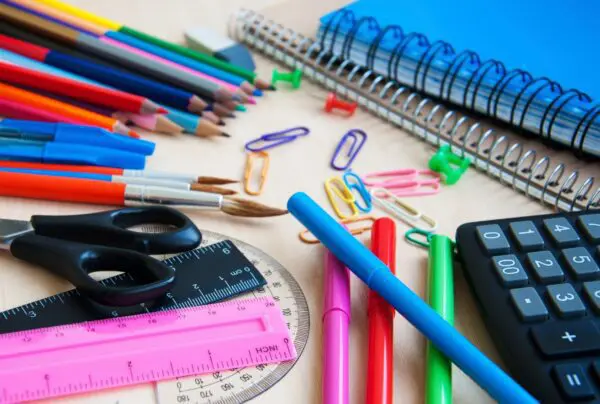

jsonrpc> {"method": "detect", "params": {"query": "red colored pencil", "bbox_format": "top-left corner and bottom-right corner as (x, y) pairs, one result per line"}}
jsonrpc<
(0, 61), (166, 115)
(0, 97), (80, 123)
(367, 218), (396, 404)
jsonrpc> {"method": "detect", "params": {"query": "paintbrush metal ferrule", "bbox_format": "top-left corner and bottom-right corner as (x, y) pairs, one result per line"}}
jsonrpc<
(124, 185), (223, 209)
(112, 176), (190, 190)
(121, 169), (197, 184)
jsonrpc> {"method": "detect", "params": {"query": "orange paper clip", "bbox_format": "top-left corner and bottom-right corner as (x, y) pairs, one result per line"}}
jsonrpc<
(243, 151), (270, 196)
(299, 215), (377, 244)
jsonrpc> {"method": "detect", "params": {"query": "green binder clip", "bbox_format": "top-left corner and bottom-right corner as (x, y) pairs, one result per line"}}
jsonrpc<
(428, 145), (471, 185)
(271, 68), (303, 89)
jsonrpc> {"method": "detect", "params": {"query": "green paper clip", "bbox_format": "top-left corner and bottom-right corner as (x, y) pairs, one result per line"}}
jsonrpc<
(271, 68), (303, 89)
(428, 145), (471, 185)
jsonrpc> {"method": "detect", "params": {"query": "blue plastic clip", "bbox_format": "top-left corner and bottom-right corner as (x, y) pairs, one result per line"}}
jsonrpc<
(330, 129), (367, 171)
(245, 126), (310, 152)
(343, 170), (372, 213)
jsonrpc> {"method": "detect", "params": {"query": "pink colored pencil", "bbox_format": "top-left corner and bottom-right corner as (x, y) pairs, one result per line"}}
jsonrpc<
(99, 37), (256, 104)
(0, 97), (80, 123)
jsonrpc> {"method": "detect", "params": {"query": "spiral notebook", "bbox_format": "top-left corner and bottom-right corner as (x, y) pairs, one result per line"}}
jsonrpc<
(316, 0), (600, 159)
(229, 6), (600, 212)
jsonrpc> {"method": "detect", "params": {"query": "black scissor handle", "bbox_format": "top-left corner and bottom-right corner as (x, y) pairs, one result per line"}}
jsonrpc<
(10, 234), (176, 306)
(29, 207), (201, 254)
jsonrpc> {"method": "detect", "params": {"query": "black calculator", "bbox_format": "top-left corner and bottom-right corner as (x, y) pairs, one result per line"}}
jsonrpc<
(456, 211), (600, 403)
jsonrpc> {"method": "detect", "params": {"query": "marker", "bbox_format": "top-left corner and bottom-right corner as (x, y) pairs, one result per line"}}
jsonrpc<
(287, 193), (538, 404)
(323, 245), (351, 404)
(0, 120), (155, 155)
(367, 218), (396, 404)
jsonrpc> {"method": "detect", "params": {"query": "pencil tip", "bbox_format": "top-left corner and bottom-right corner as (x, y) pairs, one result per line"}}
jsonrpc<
(253, 89), (264, 96)
(269, 85), (277, 91)
(220, 132), (231, 138)
(248, 98), (257, 105)
(157, 107), (168, 114)
(128, 130), (141, 138)
(218, 121), (226, 126)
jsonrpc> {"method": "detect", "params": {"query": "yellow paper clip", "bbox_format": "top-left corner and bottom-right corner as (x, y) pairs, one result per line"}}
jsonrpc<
(244, 151), (270, 196)
(299, 215), (377, 244)
(325, 176), (359, 219)
(370, 187), (438, 232)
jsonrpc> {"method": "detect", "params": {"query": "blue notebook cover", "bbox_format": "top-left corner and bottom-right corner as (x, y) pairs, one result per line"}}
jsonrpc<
(319, 0), (600, 157)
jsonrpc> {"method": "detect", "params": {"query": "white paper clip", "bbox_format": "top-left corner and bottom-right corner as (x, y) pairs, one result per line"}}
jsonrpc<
(370, 188), (438, 232)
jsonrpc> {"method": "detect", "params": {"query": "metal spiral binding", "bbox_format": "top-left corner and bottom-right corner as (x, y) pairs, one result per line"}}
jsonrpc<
(229, 9), (599, 212)
(321, 9), (600, 156)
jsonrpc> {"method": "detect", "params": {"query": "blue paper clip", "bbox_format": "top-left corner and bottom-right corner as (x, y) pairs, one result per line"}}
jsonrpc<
(343, 171), (372, 213)
(330, 129), (367, 171)
(245, 126), (310, 152)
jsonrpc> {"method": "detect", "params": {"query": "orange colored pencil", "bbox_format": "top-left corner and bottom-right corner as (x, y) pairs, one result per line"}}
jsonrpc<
(0, 82), (137, 137)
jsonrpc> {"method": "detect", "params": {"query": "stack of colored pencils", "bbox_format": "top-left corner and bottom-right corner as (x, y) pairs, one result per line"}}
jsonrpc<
(0, 0), (273, 139)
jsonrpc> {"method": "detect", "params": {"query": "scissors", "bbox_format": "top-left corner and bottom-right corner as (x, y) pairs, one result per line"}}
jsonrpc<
(0, 206), (202, 307)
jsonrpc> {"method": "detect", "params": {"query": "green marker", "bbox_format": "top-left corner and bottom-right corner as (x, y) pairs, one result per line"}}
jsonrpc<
(426, 234), (455, 404)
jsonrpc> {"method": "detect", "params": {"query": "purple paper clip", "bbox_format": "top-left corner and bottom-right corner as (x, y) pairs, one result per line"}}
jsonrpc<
(330, 129), (367, 171)
(245, 126), (310, 152)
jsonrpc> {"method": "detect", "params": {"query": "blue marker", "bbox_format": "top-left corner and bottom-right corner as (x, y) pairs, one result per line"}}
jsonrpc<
(287, 192), (538, 404)
(0, 120), (155, 155)
(0, 142), (146, 169)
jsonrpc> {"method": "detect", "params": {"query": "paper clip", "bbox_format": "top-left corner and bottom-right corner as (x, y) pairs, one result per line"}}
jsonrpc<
(245, 126), (310, 152)
(330, 129), (367, 171)
(405, 227), (434, 249)
(362, 169), (441, 187)
(342, 171), (372, 213)
(371, 188), (438, 232)
(325, 176), (359, 219)
(384, 180), (441, 197)
(428, 145), (471, 185)
(299, 215), (377, 244)
(243, 151), (270, 196)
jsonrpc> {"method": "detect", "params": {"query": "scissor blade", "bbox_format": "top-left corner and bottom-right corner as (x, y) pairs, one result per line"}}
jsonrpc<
(0, 219), (34, 248)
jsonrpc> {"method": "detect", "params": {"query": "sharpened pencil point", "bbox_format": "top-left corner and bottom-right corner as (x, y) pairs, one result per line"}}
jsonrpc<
(253, 89), (264, 96)
(128, 130), (141, 138)
(248, 98), (257, 105)
(157, 107), (168, 114)
(220, 132), (231, 138)
(218, 121), (226, 126)
(269, 85), (277, 91)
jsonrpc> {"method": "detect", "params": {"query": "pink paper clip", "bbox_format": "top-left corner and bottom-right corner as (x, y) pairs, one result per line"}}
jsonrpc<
(383, 180), (441, 197)
(362, 169), (440, 187)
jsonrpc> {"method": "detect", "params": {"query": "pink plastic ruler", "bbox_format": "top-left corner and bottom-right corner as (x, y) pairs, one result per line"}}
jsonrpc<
(0, 297), (295, 403)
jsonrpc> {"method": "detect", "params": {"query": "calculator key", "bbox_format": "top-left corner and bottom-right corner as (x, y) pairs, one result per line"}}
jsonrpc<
(583, 281), (600, 313)
(509, 221), (544, 251)
(509, 287), (548, 322)
(492, 255), (528, 286)
(546, 284), (586, 318)
(553, 364), (595, 401)
(531, 321), (600, 358)
(578, 213), (600, 242)
(543, 217), (580, 246)
(526, 251), (564, 284)
(476, 224), (510, 254)
(562, 247), (600, 280)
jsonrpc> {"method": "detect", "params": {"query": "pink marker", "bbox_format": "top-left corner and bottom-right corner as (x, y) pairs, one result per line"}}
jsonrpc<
(323, 247), (351, 404)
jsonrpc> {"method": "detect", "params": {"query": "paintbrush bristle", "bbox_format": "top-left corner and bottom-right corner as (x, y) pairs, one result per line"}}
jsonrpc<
(221, 197), (288, 217)
(197, 176), (239, 185)
(191, 183), (237, 196)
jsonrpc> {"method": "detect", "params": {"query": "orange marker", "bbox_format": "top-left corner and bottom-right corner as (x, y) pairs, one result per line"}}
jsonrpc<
(0, 82), (137, 137)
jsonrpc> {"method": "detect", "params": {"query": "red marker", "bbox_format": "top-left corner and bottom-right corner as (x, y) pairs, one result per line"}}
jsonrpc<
(367, 218), (396, 404)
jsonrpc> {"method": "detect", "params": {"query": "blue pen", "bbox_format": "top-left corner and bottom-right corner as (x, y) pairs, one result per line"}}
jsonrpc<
(287, 192), (538, 404)
(0, 120), (155, 155)
(0, 142), (146, 169)
(0, 168), (191, 189)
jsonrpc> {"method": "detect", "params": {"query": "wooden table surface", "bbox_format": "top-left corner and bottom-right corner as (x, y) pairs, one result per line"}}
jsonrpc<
(0, 0), (562, 403)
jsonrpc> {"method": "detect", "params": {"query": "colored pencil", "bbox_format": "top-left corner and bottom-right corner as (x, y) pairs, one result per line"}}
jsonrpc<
(0, 47), (224, 128)
(32, 0), (273, 90)
(0, 161), (240, 185)
(0, 32), (207, 113)
(7, 0), (260, 97)
(0, 97), (81, 124)
(0, 82), (136, 137)
(0, 2), (241, 103)
(0, 61), (165, 114)
(158, 105), (230, 138)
